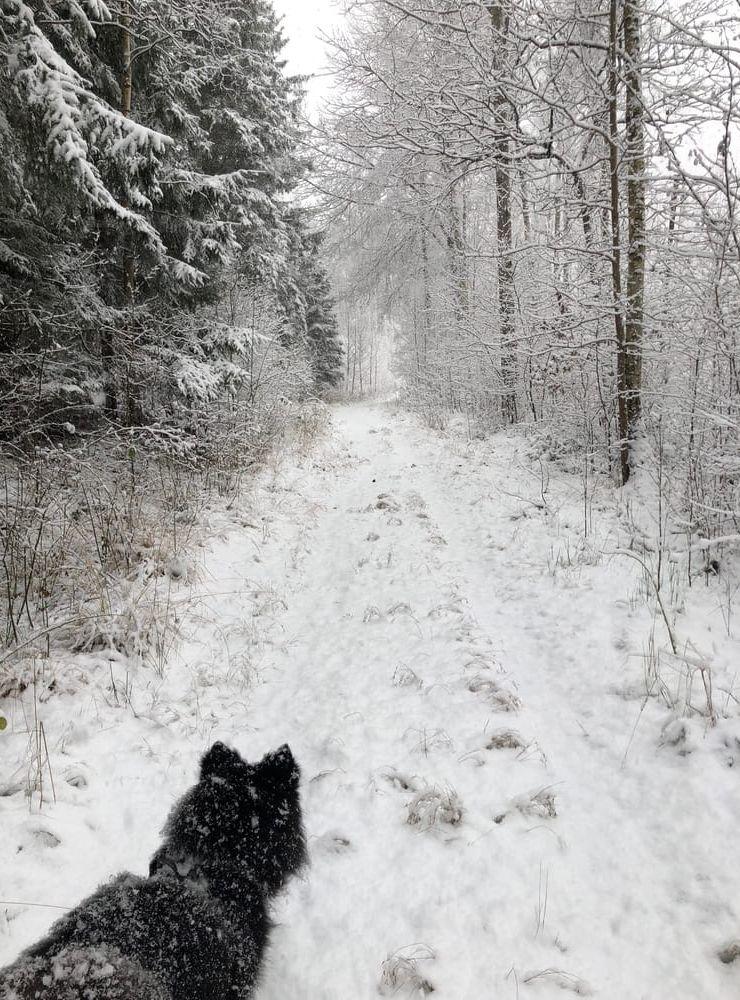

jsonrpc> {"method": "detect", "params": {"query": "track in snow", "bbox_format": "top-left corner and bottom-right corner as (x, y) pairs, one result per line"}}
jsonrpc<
(256, 403), (740, 1000)
(2, 402), (739, 1000)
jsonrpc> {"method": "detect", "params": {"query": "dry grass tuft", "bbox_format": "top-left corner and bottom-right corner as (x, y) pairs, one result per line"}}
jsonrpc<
(0, 399), (330, 705)
(486, 728), (527, 751)
(468, 675), (522, 712)
(522, 967), (591, 995)
(404, 726), (453, 755)
(406, 786), (463, 831)
(379, 945), (435, 996)
(513, 787), (558, 820)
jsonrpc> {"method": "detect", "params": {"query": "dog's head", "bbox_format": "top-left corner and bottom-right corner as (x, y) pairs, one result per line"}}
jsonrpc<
(152, 742), (306, 896)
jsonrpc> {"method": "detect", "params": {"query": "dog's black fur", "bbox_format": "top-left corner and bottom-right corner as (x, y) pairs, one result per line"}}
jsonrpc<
(0, 742), (306, 1000)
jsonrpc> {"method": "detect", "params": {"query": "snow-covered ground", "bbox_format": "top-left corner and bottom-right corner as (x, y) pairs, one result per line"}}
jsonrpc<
(2, 401), (740, 999)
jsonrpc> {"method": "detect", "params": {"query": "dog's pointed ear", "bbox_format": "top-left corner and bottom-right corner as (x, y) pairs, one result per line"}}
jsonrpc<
(149, 846), (168, 877)
(200, 741), (240, 779)
(259, 743), (300, 785)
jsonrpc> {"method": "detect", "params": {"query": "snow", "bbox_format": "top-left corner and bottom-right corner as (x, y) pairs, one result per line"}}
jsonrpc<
(5, 0), (170, 252)
(2, 401), (740, 998)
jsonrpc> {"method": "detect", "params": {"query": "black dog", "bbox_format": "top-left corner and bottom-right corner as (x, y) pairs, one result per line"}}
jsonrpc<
(0, 742), (306, 999)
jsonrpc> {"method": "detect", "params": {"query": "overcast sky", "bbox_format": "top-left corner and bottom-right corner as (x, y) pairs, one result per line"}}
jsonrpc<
(272, 0), (342, 110)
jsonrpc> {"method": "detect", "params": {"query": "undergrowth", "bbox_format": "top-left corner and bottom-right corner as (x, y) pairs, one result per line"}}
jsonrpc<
(0, 398), (331, 706)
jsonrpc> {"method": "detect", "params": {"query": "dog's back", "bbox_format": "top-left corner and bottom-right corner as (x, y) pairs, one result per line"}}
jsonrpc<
(0, 743), (305, 1000)
(2, 943), (171, 1000)
(5, 869), (269, 1000)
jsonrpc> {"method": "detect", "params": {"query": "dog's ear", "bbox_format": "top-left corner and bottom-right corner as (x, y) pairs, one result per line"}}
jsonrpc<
(259, 744), (300, 786)
(149, 846), (168, 877)
(200, 741), (241, 779)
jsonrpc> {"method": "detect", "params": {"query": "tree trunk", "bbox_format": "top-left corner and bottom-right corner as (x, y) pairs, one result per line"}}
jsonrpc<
(496, 155), (517, 423)
(120, 0), (139, 424)
(345, 303), (351, 388)
(442, 165), (469, 323)
(120, 3), (134, 307)
(421, 222), (431, 366)
(519, 164), (531, 244)
(101, 0), (135, 419)
(608, 0), (630, 484)
(624, 0), (645, 437)
(487, 1), (517, 424)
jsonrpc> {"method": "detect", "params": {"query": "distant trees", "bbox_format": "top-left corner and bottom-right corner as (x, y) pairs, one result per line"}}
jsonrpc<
(319, 0), (740, 546)
(280, 210), (344, 389)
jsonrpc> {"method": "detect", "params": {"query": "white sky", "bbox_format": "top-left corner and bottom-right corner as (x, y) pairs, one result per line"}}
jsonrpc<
(273, 0), (342, 111)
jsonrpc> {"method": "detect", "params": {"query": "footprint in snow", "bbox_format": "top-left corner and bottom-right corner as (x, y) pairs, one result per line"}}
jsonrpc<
(375, 494), (401, 512)
(64, 766), (89, 789)
(658, 718), (695, 756)
(392, 664), (423, 689)
(22, 828), (62, 850)
(719, 732), (740, 768)
(313, 831), (352, 855)
(718, 942), (740, 964)
(378, 768), (421, 793)
(404, 491), (427, 511)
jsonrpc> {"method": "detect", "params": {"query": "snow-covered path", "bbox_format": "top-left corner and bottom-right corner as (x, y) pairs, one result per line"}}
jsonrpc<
(252, 403), (740, 1000)
(2, 402), (740, 999)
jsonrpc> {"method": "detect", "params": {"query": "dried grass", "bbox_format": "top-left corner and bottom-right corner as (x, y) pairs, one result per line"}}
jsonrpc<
(379, 944), (435, 996)
(486, 728), (527, 751)
(406, 786), (463, 831)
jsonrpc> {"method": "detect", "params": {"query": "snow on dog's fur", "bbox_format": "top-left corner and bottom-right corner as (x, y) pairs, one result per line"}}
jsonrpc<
(0, 742), (306, 1000)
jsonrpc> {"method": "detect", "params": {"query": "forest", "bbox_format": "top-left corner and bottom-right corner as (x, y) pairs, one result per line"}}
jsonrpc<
(1, 0), (342, 661)
(326, 1), (740, 505)
(1, 2), (740, 999)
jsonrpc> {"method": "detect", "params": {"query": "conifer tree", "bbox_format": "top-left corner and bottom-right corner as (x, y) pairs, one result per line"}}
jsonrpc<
(0, 0), (171, 436)
(0, 0), (321, 435)
(279, 211), (343, 390)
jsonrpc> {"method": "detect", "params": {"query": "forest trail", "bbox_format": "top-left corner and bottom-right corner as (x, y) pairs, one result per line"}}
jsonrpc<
(253, 403), (740, 1000)
(2, 402), (740, 999)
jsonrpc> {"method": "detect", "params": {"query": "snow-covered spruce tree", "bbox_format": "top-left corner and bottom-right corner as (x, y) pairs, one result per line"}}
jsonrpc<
(279, 210), (344, 390)
(302, 247), (344, 390)
(83, 0), (307, 426)
(0, 0), (171, 439)
(133, 0), (303, 293)
(1, 0), (318, 439)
